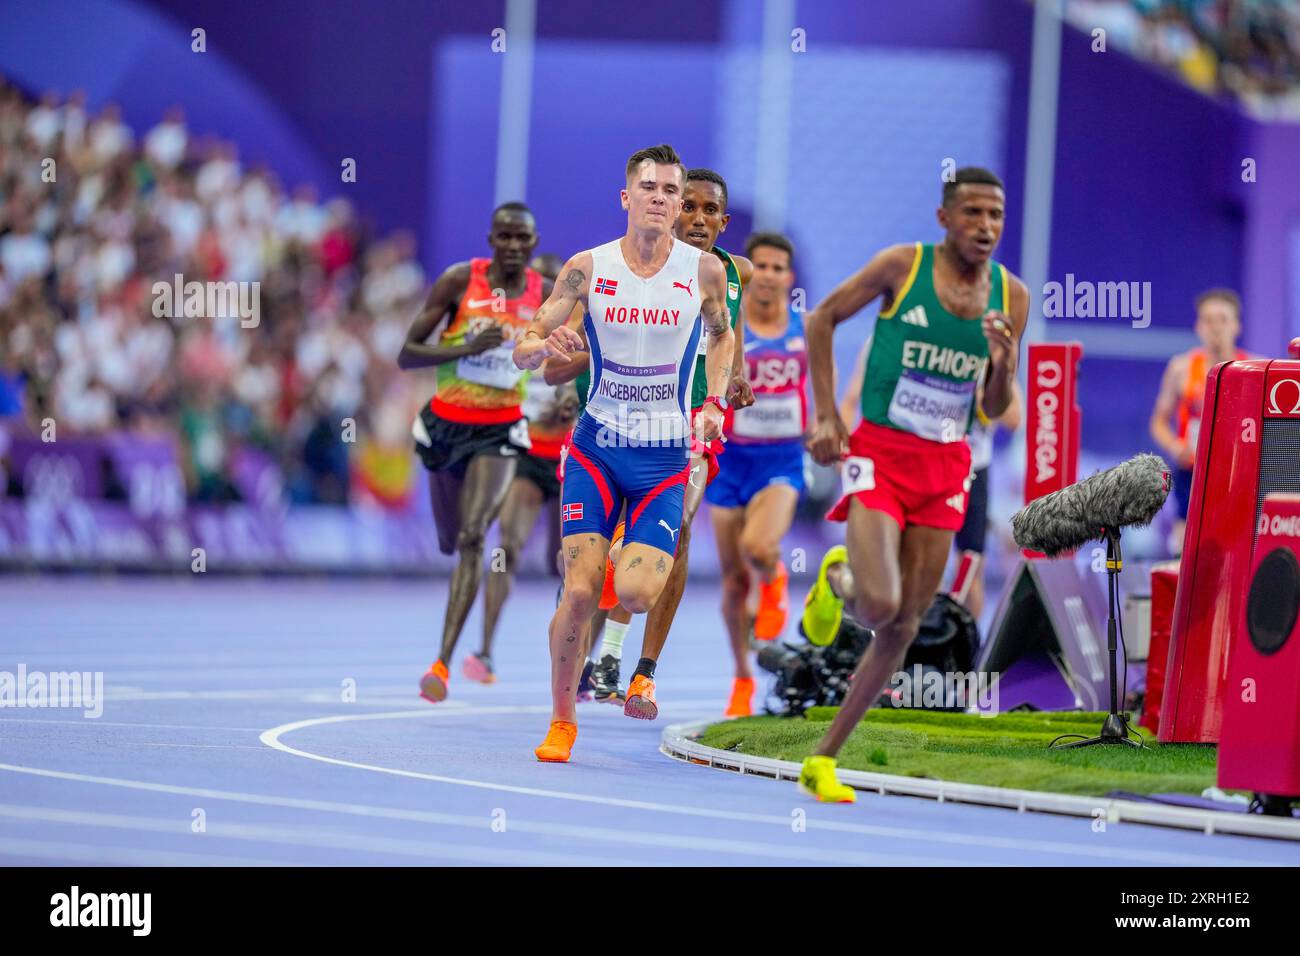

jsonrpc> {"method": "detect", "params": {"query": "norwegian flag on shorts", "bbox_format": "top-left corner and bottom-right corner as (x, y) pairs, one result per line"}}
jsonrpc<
(594, 277), (618, 296)
(562, 502), (584, 522)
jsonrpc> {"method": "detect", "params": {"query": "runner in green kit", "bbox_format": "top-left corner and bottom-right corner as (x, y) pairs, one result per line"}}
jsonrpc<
(796, 167), (1030, 802)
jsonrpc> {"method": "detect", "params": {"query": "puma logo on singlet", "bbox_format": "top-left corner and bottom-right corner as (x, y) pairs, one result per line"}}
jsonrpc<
(673, 279), (694, 297)
(658, 519), (680, 542)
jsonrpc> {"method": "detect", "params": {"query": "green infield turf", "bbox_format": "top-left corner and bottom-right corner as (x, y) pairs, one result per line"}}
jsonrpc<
(694, 709), (1220, 797)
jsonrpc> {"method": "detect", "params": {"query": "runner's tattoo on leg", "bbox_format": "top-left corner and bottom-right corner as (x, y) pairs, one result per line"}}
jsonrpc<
(568, 547), (579, 559)
(656, 556), (667, 574)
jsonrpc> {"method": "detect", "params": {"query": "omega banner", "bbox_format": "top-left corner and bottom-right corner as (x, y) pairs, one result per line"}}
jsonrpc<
(1023, 342), (1083, 557)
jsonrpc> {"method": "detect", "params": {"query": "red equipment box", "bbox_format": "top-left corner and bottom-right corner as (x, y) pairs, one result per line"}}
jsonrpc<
(1139, 562), (1180, 734)
(1161, 342), (1300, 742)
(1217, 493), (1300, 798)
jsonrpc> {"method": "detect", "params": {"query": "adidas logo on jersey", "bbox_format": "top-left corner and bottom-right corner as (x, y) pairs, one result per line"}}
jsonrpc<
(945, 491), (966, 513)
(900, 305), (929, 328)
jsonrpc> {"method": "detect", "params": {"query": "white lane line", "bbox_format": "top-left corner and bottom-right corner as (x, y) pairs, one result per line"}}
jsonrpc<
(258, 708), (1256, 866)
(45, 670), (728, 691)
(0, 804), (596, 868)
(0, 801), (961, 867)
(0, 837), (290, 868)
(0, 704), (720, 735)
(0, 718), (268, 732)
(94, 742), (270, 752)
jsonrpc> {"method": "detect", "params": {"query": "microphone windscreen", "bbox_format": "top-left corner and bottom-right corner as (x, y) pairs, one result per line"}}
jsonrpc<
(1011, 453), (1170, 556)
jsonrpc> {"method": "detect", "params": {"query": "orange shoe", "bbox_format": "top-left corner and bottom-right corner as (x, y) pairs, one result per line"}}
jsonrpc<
(534, 720), (578, 762)
(418, 660), (450, 703)
(598, 557), (618, 611)
(724, 677), (754, 718)
(753, 561), (789, 640)
(624, 673), (658, 720)
(598, 523), (626, 610)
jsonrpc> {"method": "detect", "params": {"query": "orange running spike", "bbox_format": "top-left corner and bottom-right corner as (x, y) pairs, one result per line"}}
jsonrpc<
(598, 523), (626, 610)
(624, 674), (658, 720)
(724, 677), (754, 718)
(419, 659), (450, 703)
(534, 720), (578, 762)
(753, 561), (789, 641)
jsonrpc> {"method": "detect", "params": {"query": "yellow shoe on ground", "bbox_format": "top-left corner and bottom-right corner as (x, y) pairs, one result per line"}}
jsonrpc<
(797, 755), (856, 803)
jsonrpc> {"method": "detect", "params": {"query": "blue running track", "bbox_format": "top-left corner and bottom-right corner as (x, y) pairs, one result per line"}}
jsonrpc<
(2, 578), (1297, 866)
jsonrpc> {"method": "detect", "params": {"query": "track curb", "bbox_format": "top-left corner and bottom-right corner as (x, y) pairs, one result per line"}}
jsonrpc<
(661, 720), (1300, 842)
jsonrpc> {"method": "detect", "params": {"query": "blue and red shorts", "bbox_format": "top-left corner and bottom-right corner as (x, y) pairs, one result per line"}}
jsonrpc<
(560, 415), (689, 555)
(705, 440), (805, 509)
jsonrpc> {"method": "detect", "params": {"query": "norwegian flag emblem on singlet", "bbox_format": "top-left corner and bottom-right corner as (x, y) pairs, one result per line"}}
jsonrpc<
(562, 503), (584, 521)
(594, 277), (618, 296)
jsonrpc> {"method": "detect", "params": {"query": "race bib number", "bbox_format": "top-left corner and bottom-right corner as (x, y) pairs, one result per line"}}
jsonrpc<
(887, 370), (975, 443)
(733, 392), (803, 440)
(842, 456), (876, 495)
(457, 343), (524, 390)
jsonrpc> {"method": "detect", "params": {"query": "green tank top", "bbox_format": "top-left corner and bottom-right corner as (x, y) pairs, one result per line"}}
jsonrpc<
(576, 363), (591, 414)
(860, 242), (1006, 442)
(690, 246), (743, 410)
(575, 246), (742, 413)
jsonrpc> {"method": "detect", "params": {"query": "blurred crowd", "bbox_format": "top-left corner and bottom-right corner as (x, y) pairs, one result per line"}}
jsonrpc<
(1066, 0), (1300, 116)
(0, 77), (431, 508)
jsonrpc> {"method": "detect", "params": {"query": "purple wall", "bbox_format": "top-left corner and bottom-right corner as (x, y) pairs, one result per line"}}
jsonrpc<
(1049, 19), (1297, 456)
(1237, 120), (1300, 355)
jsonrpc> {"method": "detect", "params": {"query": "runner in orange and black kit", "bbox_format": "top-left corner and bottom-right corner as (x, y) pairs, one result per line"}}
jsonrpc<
(1149, 288), (1250, 553)
(797, 168), (1029, 802)
(398, 202), (552, 702)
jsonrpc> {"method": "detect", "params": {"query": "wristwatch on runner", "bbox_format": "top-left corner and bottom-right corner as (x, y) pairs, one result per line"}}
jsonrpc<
(703, 394), (729, 412)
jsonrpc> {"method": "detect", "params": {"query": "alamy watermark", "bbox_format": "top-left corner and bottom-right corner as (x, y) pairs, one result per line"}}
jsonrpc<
(580, 400), (712, 449)
(152, 274), (260, 328)
(1041, 274), (1151, 329)
(50, 886), (150, 935)
(0, 665), (104, 718)
(886, 665), (999, 716)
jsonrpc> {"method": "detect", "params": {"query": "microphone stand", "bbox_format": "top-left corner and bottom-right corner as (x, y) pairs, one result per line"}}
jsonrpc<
(1051, 527), (1142, 749)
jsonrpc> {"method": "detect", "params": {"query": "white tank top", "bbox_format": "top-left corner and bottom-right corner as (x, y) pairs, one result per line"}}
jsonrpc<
(582, 237), (703, 444)
(968, 416), (995, 470)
